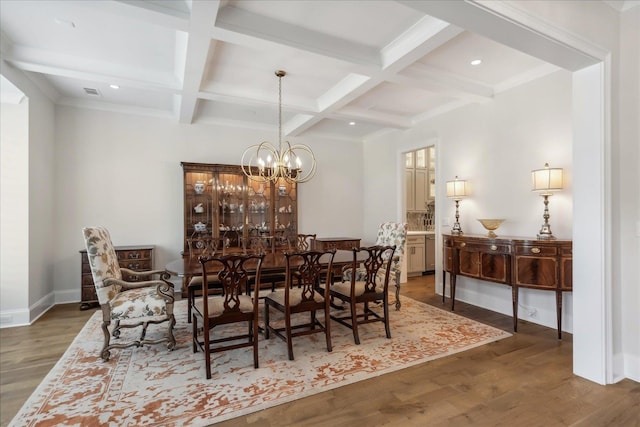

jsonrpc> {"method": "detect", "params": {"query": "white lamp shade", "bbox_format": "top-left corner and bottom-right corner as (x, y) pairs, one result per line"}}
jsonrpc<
(532, 163), (563, 194)
(446, 177), (469, 199)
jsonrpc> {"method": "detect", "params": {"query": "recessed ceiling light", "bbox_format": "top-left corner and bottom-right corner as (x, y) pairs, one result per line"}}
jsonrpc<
(349, 121), (356, 126)
(109, 84), (120, 89)
(470, 59), (482, 66)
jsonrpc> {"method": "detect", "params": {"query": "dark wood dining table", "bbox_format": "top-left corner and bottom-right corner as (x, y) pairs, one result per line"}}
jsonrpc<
(166, 249), (366, 322)
(164, 249), (361, 280)
(164, 249), (402, 314)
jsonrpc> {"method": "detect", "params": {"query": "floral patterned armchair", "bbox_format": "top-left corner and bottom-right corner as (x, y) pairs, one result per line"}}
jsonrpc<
(342, 222), (408, 310)
(82, 227), (176, 361)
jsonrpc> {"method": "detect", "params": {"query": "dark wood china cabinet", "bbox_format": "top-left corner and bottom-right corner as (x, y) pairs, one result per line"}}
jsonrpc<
(181, 162), (298, 257)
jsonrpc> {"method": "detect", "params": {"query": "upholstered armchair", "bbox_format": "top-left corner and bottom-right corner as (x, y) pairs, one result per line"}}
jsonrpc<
(82, 227), (176, 361)
(342, 222), (408, 310)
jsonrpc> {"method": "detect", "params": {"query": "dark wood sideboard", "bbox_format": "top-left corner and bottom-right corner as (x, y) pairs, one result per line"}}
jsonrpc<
(80, 245), (155, 310)
(314, 237), (361, 251)
(442, 234), (572, 339)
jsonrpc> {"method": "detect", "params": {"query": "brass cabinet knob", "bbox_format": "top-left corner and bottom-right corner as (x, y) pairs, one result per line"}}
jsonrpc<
(490, 245), (497, 250)
(460, 242), (466, 248)
(531, 247), (541, 254)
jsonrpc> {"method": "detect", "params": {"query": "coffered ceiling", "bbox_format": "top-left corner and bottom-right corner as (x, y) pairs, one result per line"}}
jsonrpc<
(0, 0), (618, 142)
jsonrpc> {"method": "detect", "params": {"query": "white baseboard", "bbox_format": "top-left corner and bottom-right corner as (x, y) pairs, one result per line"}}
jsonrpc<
(0, 307), (30, 328)
(0, 291), (56, 328)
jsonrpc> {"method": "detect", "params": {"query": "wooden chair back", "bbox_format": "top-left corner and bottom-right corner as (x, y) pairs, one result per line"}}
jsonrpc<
(193, 253), (264, 379)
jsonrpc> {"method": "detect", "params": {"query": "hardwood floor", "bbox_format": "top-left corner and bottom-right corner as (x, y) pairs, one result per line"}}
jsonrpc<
(1, 276), (638, 426)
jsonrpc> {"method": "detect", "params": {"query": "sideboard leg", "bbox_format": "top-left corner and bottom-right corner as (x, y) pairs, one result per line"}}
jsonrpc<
(556, 290), (563, 340)
(512, 286), (519, 332)
(450, 274), (457, 311)
(442, 270), (446, 304)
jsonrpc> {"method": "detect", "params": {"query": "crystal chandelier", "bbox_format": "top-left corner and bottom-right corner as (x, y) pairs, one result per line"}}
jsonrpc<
(241, 70), (316, 183)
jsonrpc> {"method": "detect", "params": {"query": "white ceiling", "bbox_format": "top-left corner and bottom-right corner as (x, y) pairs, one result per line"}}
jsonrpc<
(0, 0), (622, 142)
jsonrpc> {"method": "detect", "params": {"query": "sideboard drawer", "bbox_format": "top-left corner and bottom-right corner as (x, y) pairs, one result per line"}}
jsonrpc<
(515, 244), (557, 256)
(119, 260), (152, 271)
(117, 249), (152, 261)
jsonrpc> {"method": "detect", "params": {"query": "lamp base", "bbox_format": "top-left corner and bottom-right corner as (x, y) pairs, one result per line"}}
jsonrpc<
(451, 222), (463, 235)
(537, 224), (556, 240)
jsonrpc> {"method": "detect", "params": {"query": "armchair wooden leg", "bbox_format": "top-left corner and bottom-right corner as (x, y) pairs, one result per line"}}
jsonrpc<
(167, 315), (176, 350)
(100, 321), (112, 361)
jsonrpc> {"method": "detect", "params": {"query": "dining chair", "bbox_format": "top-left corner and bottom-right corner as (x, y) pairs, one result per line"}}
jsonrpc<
(246, 236), (283, 295)
(294, 233), (317, 250)
(342, 222), (407, 310)
(192, 253), (264, 379)
(264, 249), (336, 360)
(82, 226), (176, 361)
(187, 233), (221, 324)
(326, 245), (396, 345)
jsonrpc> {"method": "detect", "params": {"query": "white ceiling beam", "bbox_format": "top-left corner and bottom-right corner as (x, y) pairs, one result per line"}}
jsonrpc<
(177, 1), (221, 124)
(380, 17), (463, 72)
(331, 107), (412, 129)
(214, 5), (381, 67)
(197, 91), (318, 116)
(3, 45), (180, 92)
(91, 0), (190, 31)
(286, 21), (462, 136)
(393, 63), (494, 102)
(397, 0), (600, 71)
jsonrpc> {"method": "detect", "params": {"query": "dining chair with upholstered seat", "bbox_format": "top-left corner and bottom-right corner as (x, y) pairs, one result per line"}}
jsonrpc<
(342, 222), (407, 310)
(192, 253), (264, 379)
(264, 249), (336, 360)
(82, 226), (176, 361)
(326, 245), (396, 345)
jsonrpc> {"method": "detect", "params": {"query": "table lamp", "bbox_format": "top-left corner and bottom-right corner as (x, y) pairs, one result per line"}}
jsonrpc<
(446, 176), (470, 235)
(531, 163), (563, 239)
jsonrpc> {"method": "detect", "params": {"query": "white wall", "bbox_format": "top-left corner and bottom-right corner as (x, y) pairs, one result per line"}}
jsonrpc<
(0, 99), (29, 325)
(0, 61), (56, 326)
(365, 70), (574, 332)
(617, 5), (640, 383)
(52, 107), (364, 300)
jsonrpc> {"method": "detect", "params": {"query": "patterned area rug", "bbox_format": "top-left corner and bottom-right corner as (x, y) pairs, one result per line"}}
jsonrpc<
(10, 296), (511, 426)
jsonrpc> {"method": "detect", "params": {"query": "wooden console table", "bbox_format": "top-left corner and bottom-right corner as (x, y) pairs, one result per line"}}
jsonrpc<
(442, 234), (572, 339)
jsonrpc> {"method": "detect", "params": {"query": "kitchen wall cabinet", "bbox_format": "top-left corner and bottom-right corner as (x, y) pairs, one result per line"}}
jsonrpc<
(405, 147), (435, 212)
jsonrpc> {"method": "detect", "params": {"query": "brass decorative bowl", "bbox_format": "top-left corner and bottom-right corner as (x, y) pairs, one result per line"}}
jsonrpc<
(477, 219), (505, 238)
